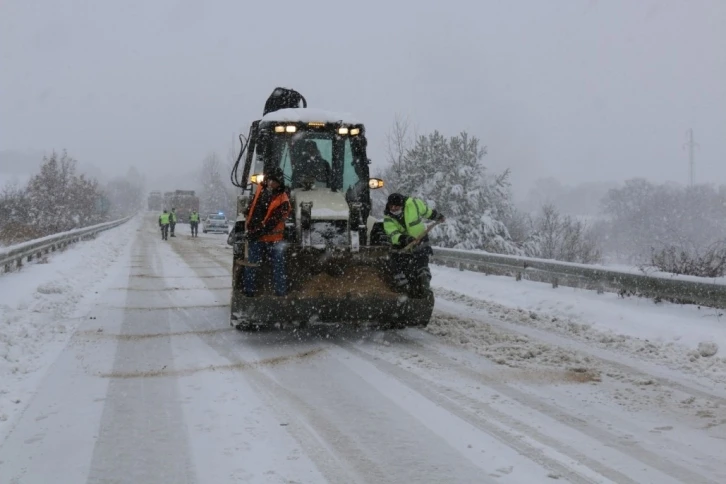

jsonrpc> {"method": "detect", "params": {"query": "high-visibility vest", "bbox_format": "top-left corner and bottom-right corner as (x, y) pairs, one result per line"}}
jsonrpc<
(246, 188), (290, 242)
(170, 212), (177, 222)
(383, 197), (433, 245)
(159, 213), (170, 224)
(190, 213), (199, 222)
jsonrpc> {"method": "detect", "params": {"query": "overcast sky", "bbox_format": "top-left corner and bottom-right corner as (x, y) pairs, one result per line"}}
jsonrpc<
(1, 0), (724, 198)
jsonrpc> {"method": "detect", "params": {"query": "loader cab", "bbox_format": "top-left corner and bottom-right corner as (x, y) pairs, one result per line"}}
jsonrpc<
(250, 110), (373, 192)
(240, 108), (384, 246)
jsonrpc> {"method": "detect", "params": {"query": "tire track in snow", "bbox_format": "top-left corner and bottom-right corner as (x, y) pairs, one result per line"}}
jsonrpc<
(166, 237), (388, 483)
(435, 290), (726, 405)
(168, 240), (577, 481)
(173, 238), (517, 482)
(336, 341), (637, 484)
(374, 329), (721, 484)
(86, 233), (196, 484)
(169, 235), (651, 482)
(185, 320), (397, 483)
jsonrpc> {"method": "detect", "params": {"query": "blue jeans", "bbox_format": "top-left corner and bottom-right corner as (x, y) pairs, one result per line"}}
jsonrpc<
(243, 241), (287, 296)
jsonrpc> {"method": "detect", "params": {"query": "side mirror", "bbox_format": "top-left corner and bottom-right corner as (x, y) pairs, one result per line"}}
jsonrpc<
(368, 178), (384, 189)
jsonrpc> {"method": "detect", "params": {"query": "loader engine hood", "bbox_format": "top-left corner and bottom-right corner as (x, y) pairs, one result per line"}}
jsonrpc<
(292, 188), (358, 249)
(292, 188), (349, 222)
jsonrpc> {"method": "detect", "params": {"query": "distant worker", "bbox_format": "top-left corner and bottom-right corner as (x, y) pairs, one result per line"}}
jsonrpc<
(243, 167), (291, 297)
(169, 207), (177, 237)
(190, 210), (200, 237)
(383, 193), (445, 295)
(291, 140), (331, 188)
(159, 209), (170, 241)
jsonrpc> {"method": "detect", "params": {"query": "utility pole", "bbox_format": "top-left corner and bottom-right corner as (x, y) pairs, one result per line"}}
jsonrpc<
(683, 128), (698, 186)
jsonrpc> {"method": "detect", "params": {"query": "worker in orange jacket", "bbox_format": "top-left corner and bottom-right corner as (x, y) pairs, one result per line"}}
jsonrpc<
(243, 167), (291, 297)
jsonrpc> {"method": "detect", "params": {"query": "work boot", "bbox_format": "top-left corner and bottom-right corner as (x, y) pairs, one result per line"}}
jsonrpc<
(393, 272), (408, 292)
(419, 274), (431, 290)
(418, 267), (432, 290)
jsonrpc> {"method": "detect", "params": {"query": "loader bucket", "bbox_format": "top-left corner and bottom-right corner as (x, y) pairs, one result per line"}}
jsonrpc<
(230, 253), (434, 330)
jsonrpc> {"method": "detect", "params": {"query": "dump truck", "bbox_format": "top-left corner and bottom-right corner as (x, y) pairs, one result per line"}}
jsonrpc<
(227, 87), (434, 331)
(163, 190), (200, 223)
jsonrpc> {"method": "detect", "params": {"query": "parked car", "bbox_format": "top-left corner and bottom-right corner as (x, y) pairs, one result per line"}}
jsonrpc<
(202, 213), (229, 234)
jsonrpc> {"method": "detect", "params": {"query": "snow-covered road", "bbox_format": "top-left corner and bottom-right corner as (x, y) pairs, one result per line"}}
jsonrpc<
(1, 214), (725, 483)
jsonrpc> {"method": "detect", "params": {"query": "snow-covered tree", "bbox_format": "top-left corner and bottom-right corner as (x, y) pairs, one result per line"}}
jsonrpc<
(383, 129), (518, 253)
(0, 151), (109, 243)
(596, 179), (726, 274)
(25, 150), (106, 235)
(372, 115), (415, 218)
(199, 152), (233, 216)
(599, 179), (726, 264)
(0, 181), (36, 244)
(523, 204), (602, 264)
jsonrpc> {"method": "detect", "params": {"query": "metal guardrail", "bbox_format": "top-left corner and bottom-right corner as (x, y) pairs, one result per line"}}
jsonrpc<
(431, 247), (726, 310)
(1, 215), (134, 274)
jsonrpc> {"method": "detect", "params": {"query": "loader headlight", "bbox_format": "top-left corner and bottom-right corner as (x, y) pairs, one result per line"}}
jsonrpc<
(274, 126), (285, 133)
(250, 173), (264, 184)
(338, 127), (349, 135)
(368, 178), (384, 189)
(350, 128), (360, 135)
(285, 125), (297, 133)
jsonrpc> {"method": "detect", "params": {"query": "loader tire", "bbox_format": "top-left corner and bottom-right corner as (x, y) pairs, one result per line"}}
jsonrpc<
(235, 322), (256, 332)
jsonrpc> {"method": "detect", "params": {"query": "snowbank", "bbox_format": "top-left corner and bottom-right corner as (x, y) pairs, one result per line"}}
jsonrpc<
(0, 216), (139, 425)
(431, 265), (726, 385)
(261, 107), (361, 125)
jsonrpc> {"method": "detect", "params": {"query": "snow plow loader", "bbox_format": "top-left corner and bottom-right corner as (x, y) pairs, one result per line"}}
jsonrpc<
(227, 88), (434, 331)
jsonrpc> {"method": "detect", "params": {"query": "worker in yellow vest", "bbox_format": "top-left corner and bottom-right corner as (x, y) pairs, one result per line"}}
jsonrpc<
(189, 210), (200, 237)
(169, 207), (177, 237)
(159, 210), (171, 240)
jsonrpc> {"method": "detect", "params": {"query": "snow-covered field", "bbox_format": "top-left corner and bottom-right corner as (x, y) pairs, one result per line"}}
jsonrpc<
(1, 214), (725, 483)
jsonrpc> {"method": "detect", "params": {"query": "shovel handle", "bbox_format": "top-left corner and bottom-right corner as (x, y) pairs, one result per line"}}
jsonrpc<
(402, 220), (442, 252)
(240, 239), (259, 267)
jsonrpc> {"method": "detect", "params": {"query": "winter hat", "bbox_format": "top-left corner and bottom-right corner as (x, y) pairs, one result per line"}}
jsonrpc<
(387, 193), (406, 207)
(265, 167), (285, 186)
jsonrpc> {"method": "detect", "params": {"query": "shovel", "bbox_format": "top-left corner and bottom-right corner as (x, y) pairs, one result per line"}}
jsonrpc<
(402, 220), (443, 252)
(239, 240), (259, 267)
